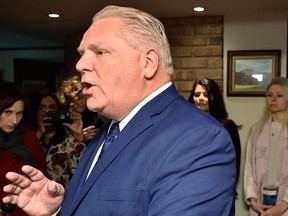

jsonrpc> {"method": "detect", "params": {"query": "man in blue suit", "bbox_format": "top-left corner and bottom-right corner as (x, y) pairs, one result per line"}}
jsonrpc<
(3, 5), (236, 216)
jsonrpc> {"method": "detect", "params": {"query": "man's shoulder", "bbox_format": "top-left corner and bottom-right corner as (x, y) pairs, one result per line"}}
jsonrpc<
(174, 97), (222, 127)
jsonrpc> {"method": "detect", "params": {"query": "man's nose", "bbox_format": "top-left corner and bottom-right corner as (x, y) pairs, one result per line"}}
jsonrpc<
(75, 57), (84, 73)
(76, 55), (93, 73)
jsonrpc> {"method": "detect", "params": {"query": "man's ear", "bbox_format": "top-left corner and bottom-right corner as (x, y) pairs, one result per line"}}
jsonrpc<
(144, 49), (158, 79)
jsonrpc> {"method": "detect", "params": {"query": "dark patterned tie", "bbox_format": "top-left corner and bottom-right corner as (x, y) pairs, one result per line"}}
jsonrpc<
(100, 122), (120, 156)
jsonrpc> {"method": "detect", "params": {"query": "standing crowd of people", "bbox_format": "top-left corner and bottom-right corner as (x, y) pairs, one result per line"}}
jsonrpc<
(0, 75), (104, 215)
(0, 4), (288, 216)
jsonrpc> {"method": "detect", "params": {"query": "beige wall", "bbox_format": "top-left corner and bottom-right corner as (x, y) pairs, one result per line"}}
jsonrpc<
(223, 14), (288, 215)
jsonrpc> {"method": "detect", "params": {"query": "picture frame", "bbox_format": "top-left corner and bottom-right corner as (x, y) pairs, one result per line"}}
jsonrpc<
(227, 50), (281, 96)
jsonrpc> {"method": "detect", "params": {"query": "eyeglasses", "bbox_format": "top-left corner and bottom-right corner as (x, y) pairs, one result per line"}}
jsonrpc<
(38, 104), (58, 110)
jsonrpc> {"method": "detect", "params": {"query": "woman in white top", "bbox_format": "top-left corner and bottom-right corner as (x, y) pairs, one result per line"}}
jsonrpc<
(244, 77), (288, 216)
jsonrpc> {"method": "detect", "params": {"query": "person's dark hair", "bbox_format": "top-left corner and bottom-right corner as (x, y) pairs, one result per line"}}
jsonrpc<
(188, 78), (228, 123)
(0, 81), (29, 125)
(31, 88), (61, 131)
(30, 88), (67, 143)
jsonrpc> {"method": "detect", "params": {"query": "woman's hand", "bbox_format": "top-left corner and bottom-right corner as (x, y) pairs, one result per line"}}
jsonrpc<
(251, 197), (272, 215)
(63, 112), (84, 141)
(261, 201), (288, 216)
(83, 125), (99, 142)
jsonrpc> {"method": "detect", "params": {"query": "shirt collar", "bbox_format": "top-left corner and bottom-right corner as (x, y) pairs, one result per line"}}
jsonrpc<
(113, 82), (172, 131)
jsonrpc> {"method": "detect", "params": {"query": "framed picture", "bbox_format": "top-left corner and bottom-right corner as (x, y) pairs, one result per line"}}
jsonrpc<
(227, 50), (281, 96)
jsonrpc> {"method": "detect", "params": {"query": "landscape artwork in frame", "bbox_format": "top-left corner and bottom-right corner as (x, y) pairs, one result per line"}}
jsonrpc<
(227, 50), (281, 96)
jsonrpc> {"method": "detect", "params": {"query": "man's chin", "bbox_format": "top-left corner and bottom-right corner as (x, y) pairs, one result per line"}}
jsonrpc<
(86, 104), (101, 113)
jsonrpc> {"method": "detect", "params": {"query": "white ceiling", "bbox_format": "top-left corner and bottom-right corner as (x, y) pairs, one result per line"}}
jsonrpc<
(0, 0), (287, 47)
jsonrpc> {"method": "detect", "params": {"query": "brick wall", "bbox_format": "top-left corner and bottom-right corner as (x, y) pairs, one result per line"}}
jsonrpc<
(160, 16), (223, 99)
(65, 16), (224, 99)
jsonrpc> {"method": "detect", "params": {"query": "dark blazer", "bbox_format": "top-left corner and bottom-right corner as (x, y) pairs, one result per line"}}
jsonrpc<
(59, 84), (236, 216)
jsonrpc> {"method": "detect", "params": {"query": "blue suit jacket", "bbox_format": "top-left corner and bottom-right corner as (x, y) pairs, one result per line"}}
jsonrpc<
(59, 84), (236, 216)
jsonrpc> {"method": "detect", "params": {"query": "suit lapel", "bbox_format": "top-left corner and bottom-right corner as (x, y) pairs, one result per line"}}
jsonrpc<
(65, 84), (180, 215)
(70, 110), (153, 212)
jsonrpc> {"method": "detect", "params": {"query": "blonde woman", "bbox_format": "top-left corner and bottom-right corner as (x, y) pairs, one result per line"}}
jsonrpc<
(46, 75), (99, 188)
(244, 77), (288, 216)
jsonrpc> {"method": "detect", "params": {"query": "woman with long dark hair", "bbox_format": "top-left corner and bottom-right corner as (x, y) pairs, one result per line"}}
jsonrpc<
(189, 78), (241, 195)
(0, 81), (47, 215)
(31, 89), (64, 154)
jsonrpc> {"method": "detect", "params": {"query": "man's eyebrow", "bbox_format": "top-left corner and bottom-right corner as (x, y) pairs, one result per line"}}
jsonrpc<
(77, 44), (100, 54)
(87, 44), (100, 50)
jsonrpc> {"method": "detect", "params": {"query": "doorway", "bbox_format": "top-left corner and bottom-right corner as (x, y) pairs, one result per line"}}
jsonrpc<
(14, 58), (65, 98)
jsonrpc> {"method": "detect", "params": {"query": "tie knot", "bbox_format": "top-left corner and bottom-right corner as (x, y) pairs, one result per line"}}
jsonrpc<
(101, 122), (120, 153)
(108, 122), (120, 139)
